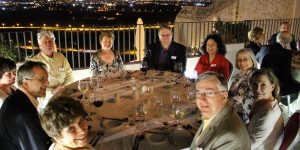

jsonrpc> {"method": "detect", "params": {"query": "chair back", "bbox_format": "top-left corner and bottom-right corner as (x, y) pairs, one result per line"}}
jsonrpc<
(279, 110), (300, 150)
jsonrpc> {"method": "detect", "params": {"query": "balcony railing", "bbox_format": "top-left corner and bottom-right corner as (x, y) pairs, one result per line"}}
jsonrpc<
(0, 18), (299, 70)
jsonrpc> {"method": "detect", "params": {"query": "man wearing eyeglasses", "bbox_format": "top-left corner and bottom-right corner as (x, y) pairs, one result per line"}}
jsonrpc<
(0, 61), (51, 150)
(143, 24), (187, 73)
(190, 72), (250, 149)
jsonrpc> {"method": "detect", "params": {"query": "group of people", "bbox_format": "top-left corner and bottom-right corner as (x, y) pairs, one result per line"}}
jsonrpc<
(0, 21), (299, 150)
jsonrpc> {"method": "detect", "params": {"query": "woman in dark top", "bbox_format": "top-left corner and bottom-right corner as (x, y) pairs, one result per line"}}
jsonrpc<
(245, 27), (264, 55)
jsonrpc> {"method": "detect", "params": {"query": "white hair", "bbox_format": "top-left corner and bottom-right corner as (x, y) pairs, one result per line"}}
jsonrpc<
(37, 30), (55, 44)
(276, 31), (292, 44)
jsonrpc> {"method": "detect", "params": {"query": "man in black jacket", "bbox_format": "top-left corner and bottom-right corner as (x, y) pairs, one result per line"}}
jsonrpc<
(0, 61), (51, 150)
(268, 22), (297, 51)
(143, 24), (187, 73)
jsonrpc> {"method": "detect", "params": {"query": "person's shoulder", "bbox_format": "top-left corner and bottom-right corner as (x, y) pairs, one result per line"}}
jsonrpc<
(147, 42), (160, 49)
(28, 52), (42, 60)
(53, 52), (66, 58)
(172, 42), (186, 48)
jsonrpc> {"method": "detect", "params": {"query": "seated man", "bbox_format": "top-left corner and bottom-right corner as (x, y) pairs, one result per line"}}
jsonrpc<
(259, 32), (300, 96)
(28, 30), (74, 108)
(190, 72), (250, 149)
(268, 22), (297, 51)
(143, 24), (187, 73)
(0, 61), (51, 150)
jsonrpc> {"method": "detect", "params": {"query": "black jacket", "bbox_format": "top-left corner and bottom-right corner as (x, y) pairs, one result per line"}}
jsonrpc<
(144, 42), (187, 73)
(268, 32), (297, 51)
(0, 89), (51, 150)
(259, 43), (300, 95)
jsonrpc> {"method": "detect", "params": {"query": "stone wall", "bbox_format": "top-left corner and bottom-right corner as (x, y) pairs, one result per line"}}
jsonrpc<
(175, 0), (297, 22)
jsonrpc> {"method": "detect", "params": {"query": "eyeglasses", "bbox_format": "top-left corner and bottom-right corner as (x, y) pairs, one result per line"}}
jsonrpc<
(160, 34), (172, 37)
(25, 77), (48, 83)
(197, 90), (225, 97)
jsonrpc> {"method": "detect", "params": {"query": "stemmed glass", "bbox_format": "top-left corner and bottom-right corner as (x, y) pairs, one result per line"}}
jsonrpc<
(172, 105), (184, 130)
(78, 79), (90, 100)
(170, 90), (181, 103)
(186, 87), (196, 102)
(140, 61), (148, 80)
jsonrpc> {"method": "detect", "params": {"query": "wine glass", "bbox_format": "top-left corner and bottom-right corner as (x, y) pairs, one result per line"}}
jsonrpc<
(186, 87), (196, 102)
(140, 61), (148, 80)
(174, 62), (183, 73)
(172, 105), (185, 130)
(170, 90), (180, 103)
(78, 80), (89, 100)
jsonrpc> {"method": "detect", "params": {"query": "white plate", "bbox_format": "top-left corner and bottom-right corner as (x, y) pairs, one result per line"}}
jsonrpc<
(144, 132), (168, 144)
(101, 119), (123, 129)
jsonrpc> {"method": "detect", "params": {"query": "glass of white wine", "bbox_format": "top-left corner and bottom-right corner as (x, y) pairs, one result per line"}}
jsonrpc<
(173, 105), (185, 130)
(78, 80), (89, 100)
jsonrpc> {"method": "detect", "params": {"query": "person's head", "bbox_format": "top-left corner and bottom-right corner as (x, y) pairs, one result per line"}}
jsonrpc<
(196, 71), (229, 119)
(201, 33), (226, 56)
(99, 31), (115, 51)
(39, 96), (88, 149)
(17, 61), (49, 98)
(37, 30), (56, 57)
(276, 31), (293, 46)
(235, 48), (258, 71)
(279, 22), (290, 32)
(250, 69), (280, 101)
(158, 24), (173, 49)
(0, 57), (16, 86)
(248, 27), (264, 43)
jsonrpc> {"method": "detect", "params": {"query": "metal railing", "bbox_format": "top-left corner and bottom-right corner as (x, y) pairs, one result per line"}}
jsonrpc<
(1, 18), (299, 70)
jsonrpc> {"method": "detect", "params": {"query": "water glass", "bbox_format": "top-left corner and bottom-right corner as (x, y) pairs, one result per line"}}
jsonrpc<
(174, 62), (183, 73)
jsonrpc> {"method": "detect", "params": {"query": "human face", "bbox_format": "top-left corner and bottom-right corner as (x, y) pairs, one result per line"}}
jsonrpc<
(23, 67), (49, 98)
(39, 35), (55, 57)
(196, 77), (228, 119)
(206, 39), (218, 56)
(236, 52), (254, 71)
(158, 28), (173, 48)
(251, 74), (275, 101)
(101, 36), (113, 51)
(280, 24), (290, 32)
(0, 70), (16, 85)
(55, 117), (88, 149)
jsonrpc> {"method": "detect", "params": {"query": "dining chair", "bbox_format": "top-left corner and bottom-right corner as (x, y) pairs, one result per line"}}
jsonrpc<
(279, 110), (300, 150)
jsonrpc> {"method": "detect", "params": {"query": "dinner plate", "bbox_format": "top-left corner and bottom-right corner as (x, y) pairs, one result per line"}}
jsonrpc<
(101, 119), (124, 129)
(168, 128), (194, 148)
(144, 132), (168, 144)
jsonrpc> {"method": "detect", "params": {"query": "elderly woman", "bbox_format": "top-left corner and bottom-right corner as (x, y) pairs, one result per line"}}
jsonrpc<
(229, 48), (258, 123)
(39, 96), (94, 150)
(0, 57), (16, 108)
(245, 27), (264, 55)
(248, 69), (283, 149)
(194, 33), (231, 80)
(90, 31), (124, 76)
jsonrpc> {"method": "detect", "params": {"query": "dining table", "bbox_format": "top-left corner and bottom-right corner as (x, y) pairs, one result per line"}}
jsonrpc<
(54, 70), (202, 150)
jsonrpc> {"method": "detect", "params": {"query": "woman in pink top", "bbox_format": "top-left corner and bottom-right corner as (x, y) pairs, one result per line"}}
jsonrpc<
(194, 34), (231, 80)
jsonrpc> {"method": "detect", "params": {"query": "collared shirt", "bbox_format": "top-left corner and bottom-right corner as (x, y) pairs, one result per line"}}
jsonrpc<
(29, 51), (74, 88)
(0, 85), (17, 109)
(18, 87), (39, 109)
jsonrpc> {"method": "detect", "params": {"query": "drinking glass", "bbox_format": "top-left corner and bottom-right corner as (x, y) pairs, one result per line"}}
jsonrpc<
(174, 62), (183, 73)
(186, 87), (196, 102)
(140, 61), (148, 80)
(172, 105), (184, 130)
(78, 80), (89, 100)
(170, 90), (180, 103)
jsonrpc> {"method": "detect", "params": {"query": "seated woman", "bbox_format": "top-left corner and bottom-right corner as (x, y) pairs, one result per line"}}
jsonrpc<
(248, 69), (283, 149)
(229, 48), (258, 123)
(90, 31), (124, 76)
(245, 27), (264, 55)
(39, 96), (94, 150)
(0, 57), (16, 109)
(194, 33), (231, 80)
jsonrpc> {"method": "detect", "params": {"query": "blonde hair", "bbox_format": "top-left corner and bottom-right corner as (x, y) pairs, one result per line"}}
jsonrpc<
(248, 27), (263, 42)
(235, 48), (258, 69)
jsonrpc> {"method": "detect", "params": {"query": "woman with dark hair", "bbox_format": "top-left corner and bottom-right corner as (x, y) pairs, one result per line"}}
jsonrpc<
(90, 31), (124, 76)
(248, 69), (283, 149)
(194, 33), (231, 80)
(0, 57), (16, 108)
(245, 27), (264, 55)
(39, 96), (95, 150)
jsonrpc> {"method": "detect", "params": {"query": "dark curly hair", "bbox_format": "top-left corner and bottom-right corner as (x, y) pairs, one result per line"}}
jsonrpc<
(39, 96), (87, 139)
(201, 33), (227, 56)
(0, 57), (16, 79)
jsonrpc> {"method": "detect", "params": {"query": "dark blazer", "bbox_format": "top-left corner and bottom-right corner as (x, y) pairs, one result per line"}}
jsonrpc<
(0, 89), (51, 150)
(258, 43), (300, 95)
(268, 32), (297, 51)
(144, 42), (187, 73)
(245, 41), (261, 55)
(190, 103), (251, 150)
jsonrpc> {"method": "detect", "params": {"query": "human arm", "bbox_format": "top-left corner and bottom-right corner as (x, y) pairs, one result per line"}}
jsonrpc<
(222, 58), (231, 80)
(15, 114), (51, 150)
